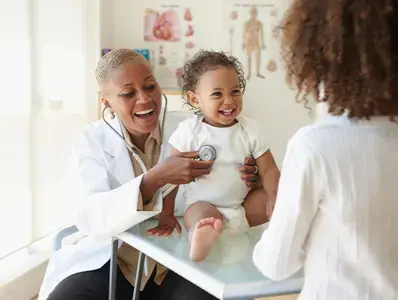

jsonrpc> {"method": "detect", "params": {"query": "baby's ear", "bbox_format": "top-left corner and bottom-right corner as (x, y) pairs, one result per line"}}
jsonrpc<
(186, 91), (199, 109)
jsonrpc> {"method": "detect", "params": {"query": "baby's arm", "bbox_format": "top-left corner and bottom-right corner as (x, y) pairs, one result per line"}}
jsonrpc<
(255, 150), (280, 218)
(243, 117), (280, 218)
(161, 185), (178, 216)
(147, 148), (182, 236)
(147, 185), (181, 236)
(160, 147), (181, 216)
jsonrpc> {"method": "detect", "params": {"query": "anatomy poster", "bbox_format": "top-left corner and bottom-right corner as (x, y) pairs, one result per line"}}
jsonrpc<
(223, 2), (279, 81)
(143, 5), (195, 91)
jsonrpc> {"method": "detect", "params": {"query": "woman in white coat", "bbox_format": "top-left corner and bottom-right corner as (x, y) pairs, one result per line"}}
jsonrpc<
(39, 49), (268, 300)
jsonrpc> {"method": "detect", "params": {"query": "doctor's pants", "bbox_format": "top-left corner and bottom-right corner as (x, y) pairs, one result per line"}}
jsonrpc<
(46, 261), (217, 300)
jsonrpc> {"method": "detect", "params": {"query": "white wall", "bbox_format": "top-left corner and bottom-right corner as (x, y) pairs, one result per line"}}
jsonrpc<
(100, 0), (314, 165)
(1, 2), (102, 300)
(32, 0), (101, 239)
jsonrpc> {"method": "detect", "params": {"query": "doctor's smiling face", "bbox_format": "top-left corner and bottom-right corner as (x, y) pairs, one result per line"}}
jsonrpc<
(97, 49), (162, 140)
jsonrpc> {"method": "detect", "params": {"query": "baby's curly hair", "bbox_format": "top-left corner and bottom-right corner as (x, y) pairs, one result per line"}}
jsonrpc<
(178, 50), (246, 112)
(279, 0), (398, 120)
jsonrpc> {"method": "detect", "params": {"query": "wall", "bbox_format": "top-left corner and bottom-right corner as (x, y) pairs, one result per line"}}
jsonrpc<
(0, 0), (32, 261)
(1, 2), (102, 299)
(100, 0), (314, 165)
(32, 0), (101, 239)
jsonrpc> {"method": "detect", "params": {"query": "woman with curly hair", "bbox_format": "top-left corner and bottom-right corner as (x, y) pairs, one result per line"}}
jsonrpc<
(253, 0), (398, 299)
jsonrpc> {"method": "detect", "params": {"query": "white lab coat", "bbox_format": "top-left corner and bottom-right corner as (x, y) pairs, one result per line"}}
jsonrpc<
(38, 105), (190, 300)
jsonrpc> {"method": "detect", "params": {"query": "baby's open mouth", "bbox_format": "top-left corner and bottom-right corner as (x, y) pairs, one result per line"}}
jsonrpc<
(218, 109), (235, 116)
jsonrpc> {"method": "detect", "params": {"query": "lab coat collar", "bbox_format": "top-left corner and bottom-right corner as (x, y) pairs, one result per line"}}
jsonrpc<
(103, 116), (125, 158)
(103, 117), (135, 187)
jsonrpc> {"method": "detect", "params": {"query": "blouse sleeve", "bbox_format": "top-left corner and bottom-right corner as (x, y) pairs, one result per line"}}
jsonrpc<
(253, 130), (323, 280)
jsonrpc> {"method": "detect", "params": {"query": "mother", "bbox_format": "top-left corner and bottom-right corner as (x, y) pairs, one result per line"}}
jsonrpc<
(39, 49), (269, 300)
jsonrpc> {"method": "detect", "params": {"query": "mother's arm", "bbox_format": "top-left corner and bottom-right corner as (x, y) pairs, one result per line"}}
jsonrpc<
(253, 138), (321, 280)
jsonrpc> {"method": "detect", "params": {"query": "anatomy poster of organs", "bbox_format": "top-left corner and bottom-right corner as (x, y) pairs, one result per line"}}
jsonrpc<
(144, 5), (195, 91)
(223, 1), (279, 81)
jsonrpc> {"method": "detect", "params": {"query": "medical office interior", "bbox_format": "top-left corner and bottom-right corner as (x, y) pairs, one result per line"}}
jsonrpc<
(0, 0), (327, 299)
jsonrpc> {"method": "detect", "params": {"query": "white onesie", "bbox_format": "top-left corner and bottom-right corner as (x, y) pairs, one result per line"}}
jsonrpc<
(169, 115), (269, 233)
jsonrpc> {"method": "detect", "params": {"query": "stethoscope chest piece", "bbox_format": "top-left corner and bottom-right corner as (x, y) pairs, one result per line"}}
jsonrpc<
(199, 145), (217, 161)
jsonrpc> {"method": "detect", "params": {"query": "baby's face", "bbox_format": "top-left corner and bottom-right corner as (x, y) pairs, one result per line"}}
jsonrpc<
(194, 67), (243, 127)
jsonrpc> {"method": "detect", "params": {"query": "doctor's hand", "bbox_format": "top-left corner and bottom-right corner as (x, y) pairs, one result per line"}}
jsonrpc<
(147, 213), (182, 237)
(155, 151), (214, 185)
(141, 151), (213, 201)
(240, 157), (262, 189)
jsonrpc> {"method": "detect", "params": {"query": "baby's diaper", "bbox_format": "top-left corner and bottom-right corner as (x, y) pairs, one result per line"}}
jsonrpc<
(217, 205), (249, 236)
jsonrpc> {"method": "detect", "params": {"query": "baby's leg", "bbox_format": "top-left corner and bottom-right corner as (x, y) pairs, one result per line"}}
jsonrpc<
(184, 202), (223, 262)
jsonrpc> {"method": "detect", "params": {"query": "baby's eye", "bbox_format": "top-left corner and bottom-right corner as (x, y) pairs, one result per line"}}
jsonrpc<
(211, 92), (223, 97)
(232, 89), (241, 95)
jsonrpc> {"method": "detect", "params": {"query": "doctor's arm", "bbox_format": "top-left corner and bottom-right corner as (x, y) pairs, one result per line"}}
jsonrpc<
(147, 147), (185, 236)
(253, 140), (322, 281)
(74, 133), (211, 240)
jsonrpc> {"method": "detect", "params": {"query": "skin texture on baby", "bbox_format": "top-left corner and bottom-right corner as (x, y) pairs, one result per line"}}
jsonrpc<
(182, 65), (244, 261)
(148, 51), (280, 262)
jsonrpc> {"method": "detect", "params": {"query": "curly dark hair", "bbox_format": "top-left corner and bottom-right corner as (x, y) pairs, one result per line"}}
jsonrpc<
(279, 0), (398, 120)
(178, 50), (246, 112)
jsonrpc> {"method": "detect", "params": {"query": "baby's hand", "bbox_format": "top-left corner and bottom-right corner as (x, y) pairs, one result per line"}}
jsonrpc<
(266, 199), (275, 220)
(147, 213), (182, 237)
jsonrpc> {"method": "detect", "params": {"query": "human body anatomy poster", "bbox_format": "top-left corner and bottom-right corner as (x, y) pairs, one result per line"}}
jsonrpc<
(223, 1), (280, 81)
(143, 5), (195, 91)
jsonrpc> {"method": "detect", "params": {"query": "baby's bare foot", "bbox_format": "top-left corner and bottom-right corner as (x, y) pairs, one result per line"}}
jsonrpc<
(190, 217), (223, 262)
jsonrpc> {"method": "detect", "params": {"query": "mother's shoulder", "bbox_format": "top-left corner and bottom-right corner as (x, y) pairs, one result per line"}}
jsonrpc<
(287, 117), (348, 151)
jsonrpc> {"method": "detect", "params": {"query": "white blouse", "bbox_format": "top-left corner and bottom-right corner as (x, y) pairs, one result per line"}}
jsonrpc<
(253, 115), (398, 300)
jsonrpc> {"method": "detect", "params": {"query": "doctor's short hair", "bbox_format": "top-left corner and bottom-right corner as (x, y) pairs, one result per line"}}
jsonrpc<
(279, 0), (398, 120)
(178, 50), (246, 113)
(95, 49), (149, 86)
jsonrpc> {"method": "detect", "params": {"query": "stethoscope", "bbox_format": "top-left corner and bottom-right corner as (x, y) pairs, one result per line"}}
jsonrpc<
(101, 94), (217, 196)
(102, 94), (217, 278)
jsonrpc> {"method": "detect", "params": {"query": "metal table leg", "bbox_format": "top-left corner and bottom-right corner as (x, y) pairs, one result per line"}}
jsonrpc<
(132, 252), (146, 300)
(109, 239), (118, 300)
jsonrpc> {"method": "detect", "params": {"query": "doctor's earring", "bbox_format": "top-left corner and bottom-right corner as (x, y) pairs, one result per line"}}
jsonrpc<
(107, 106), (115, 119)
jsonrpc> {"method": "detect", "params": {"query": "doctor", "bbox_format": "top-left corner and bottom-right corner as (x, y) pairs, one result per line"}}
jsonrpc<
(39, 49), (267, 300)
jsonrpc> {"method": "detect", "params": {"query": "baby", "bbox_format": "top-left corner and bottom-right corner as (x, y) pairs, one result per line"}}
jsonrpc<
(149, 50), (279, 262)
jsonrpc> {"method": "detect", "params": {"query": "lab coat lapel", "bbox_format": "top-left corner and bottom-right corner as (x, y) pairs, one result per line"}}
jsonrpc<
(103, 117), (135, 187)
